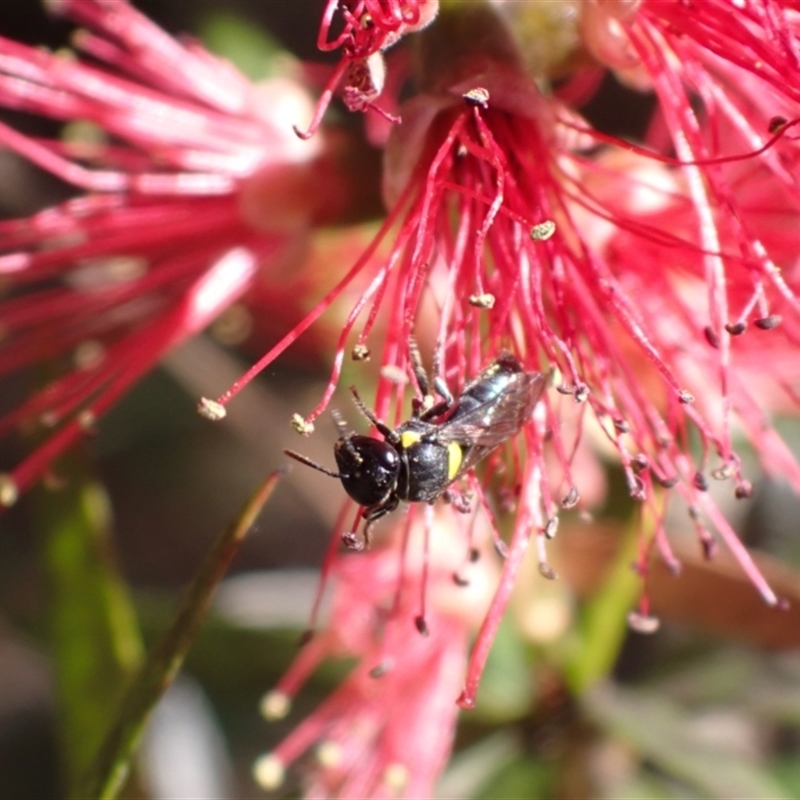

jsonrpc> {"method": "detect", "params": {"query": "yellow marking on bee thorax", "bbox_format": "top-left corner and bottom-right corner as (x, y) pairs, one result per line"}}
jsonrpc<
(400, 430), (422, 449)
(447, 441), (463, 480)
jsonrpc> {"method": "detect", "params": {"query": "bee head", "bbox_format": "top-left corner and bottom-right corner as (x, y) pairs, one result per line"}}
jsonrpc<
(334, 434), (400, 507)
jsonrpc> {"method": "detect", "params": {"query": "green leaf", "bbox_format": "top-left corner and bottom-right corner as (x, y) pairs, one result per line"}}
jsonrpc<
(78, 470), (282, 800)
(37, 459), (143, 798)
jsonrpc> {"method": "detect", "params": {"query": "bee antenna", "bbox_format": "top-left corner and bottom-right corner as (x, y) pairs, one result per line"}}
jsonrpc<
(331, 408), (349, 437)
(348, 387), (397, 442)
(343, 435), (360, 461)
(330, 409), (360, 461)
(284, 449), (342, 479)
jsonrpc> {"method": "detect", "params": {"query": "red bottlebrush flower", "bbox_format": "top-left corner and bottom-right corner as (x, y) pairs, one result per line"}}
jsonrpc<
(254, 510), (498, 799)
(0, 0), (337, 503)
(231, 3), (800, 767)
(6, 0), (800, 794)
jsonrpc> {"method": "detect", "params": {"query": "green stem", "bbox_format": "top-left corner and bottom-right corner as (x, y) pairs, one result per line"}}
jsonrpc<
(78, 470), (283, 800)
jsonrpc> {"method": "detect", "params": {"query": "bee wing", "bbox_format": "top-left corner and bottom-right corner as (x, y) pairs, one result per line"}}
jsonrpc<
(436, 371), (546, 475)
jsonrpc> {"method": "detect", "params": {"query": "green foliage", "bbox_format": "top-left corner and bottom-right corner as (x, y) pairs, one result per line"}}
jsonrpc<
(77, 471), (282, 799)
(37, 457), (143, 797)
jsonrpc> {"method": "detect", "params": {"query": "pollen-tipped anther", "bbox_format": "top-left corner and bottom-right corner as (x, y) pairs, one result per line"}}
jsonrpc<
(703, 326), (721, 349)
(754, 315), (782, 330)
(462, 87), (489, 107)
(561, 486), (580, 509)
(725, 321), (747, 335)
(627, 611), (660, 634)
(383, 763), (410, 790)
(259, 690), (291, 721)
(252, 754), (285, 791)
(316, 740), (344, 768)
(197, 398), (226, 421)
(530, 220), (556, 241)
(0, 475), (19, 508)
(369, 661), (393, 678)
(468, 293), (495, 308)
(351, 343), (371, 361)
(290, 413), (315, 436)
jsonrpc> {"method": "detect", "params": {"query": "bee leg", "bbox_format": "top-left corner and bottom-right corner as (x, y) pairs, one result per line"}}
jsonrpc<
(409, 336), (437, 419)
(409, 336), (431, 395)
(442, 488), (473, 514)
(410, 336), (454, 420)
(360, 496), (399, 546)
(418, 347), (454, 421)
(418, 397), (451, 421)
(349, 386), (399, 444)
(432, 350), (454, 409)
(343, 498), (397, 552)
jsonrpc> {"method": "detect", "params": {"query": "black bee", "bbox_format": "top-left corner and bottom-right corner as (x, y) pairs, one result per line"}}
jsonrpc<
(285, 349), (546, 546)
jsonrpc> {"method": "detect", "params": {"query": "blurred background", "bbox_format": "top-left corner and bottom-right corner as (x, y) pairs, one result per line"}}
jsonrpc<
(2, 2), (800, 798)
